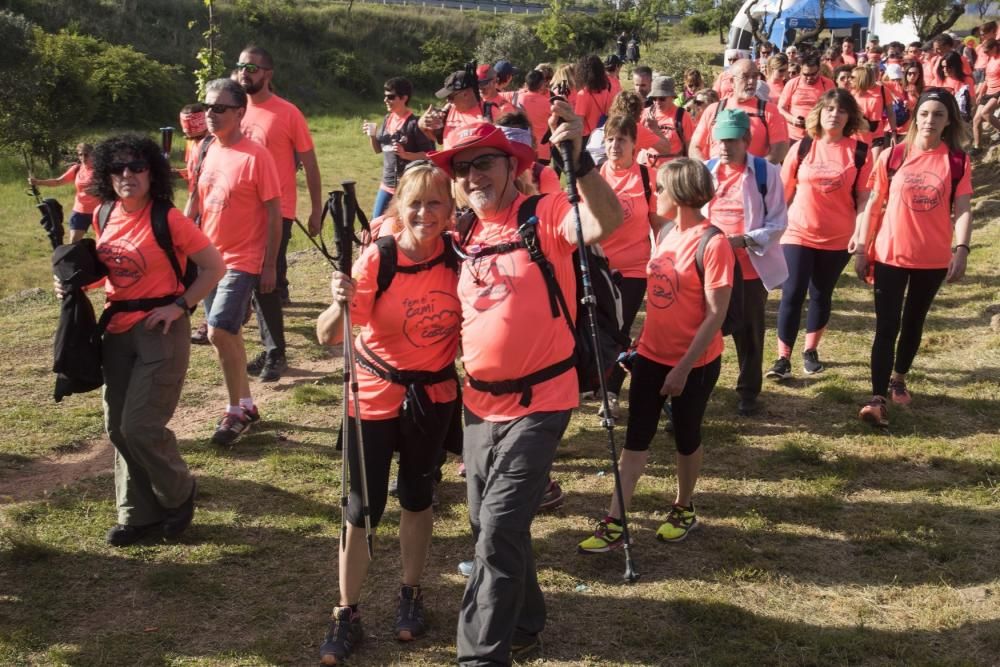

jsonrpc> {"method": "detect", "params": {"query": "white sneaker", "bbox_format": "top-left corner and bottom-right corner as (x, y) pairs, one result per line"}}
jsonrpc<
(597, 392), (620, 419)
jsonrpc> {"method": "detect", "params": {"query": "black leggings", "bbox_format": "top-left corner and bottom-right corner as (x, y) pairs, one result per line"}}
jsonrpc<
(608, 277), (648, 395)
(624, 354), (721, 455)
(870, 262), (947, 397)
(343, 398), (458, 527)
(777, 244), (851, 350)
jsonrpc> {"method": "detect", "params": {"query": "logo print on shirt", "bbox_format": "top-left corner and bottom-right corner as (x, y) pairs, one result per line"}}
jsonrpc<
(201, 169), (232, 213)
(902, 171), (944, 212)
(468, 255), (517, 312)
(617, 192), (636, 222)
(811, 163), (845, 193)
(402, 291), (462, 348)
(242, 122), (269, 146)
(647, 257), (678, 309)
(712, 182), (743, 230)
(98, 239), (146, 288)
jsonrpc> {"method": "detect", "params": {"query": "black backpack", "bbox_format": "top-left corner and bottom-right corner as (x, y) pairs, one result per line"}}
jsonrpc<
(372, 234), (459, 299)
(794, 136), (869, 200)
(96, 199), (198, 303)
(694, 225), (743, 336)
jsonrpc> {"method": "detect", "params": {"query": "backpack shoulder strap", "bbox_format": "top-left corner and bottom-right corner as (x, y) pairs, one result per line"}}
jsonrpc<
(516, 194), (545, 228)
(150, 199), (184, 286)
(639, 164), (651, 202)
(193, 134), (215, 183)
(948, 148), (967, 207)
(851, 139), (870, 197)
(374, 235), (398, 299)
(753, 155), (769, 216)
(674, 106), (687, 149)
(695, 225), (725, 285)
(96, 201), (115, 235)
(712, 97), (728, 123)
(515, 194), (570, 324)
(794, 136), (813, 181)
(886, 142), (907, 180)
(707, 157), (719, 173)
(756, 97), (767, 118)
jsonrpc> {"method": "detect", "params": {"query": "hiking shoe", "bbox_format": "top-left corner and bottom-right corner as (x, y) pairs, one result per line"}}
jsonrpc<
(597, 392), (620, 419)
(191, 321), (209, 345)
(320, 606), (363, 665)
(662, 402), (674, 433)
(247, 350), (267, 375)
(537, 478), (565, 513)
(802, 349), (824, 374)
(211, 410), (253, 445)
(106, 522), (161, 547)
(656, 504), (698, 542)
(243, 405), (261, 423)
(511, 633), (542, 662)
(162, 479), (196, 538)
(766, 356), (792, 380)
(888, 378), (912, 406)
(457, 560), (474, 577)
(578, 518), (625, 554)
(395, 585), (427, 641)
(259, 351), (288, 383)
(737, 396), (759, 417)
(859, 395), (889, 428)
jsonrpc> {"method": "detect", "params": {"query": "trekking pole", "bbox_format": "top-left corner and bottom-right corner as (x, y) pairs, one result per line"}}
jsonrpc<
(559, 141), (640, 584)
(336, 179), (374, 561)
(21, 149), (41, 205)
(160, 127), (174, 160)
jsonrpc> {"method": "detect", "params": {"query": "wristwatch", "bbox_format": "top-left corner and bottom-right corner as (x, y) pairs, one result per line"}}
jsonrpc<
(174, 295), (189, 311)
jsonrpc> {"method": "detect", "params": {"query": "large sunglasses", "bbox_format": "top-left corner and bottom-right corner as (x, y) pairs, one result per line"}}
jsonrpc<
(235, 62), (271, 74)
(452, 153), (509, 177)
(204, 102), (242, 114)
(383, 93), (398, 100)
(109, 159), (149, 175)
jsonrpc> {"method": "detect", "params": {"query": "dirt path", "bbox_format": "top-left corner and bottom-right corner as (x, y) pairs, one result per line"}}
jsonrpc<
(0, 350), (340, 505)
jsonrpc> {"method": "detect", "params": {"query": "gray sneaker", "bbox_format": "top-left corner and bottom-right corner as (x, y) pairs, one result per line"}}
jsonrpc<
(766, 356), (792, 380)
(802, 349), (824, 375)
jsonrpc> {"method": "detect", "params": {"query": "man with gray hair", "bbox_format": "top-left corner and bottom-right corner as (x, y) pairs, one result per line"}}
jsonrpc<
(184, 78), (282, 445)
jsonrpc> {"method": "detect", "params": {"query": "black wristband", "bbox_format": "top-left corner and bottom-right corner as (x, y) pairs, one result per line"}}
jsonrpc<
(574, 148), (596, 179)
(953, 244), (970, 253)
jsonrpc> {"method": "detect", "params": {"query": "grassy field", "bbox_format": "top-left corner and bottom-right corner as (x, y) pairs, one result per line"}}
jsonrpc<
(2, 89), (1000, 664)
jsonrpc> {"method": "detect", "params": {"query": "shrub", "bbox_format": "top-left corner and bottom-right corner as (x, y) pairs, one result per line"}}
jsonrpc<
(683, 15), (712, 35)
(475, 21), (545, 72)
(643, 45), (717, 83)
(405, 36), (472, 91)
(320, 49), (374, 96)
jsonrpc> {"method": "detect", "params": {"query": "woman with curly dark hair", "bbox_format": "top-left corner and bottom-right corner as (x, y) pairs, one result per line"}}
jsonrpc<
(75, 133), (224, 546)
(574, 54), (613, 139)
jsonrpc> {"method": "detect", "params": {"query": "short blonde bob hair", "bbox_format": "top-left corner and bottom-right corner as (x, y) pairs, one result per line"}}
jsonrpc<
(657, 157), (715, 209)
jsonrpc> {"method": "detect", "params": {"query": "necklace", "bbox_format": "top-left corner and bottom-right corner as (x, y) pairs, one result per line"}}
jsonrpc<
(465, 200), (519, 286)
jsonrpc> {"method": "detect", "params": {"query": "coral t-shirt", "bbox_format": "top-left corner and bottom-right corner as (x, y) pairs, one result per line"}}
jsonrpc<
(348, 232), (461, 419)
(635, 121), (661, 153)
(841, 53), (858, 66)
(443, 105), (486, 145)
(713, 71), (735, 99)
(780, 136), (873, 250)
(599, 160), (655, 278)
(643, 104), (695, 163)
(481, 93), (516, 121)
(987, 56), (1000, 95)
(518, 89), (553, 160)
(639, 220), (735, 367)
(768, 78), (786, 105)
(867, 143), (973, 269)
(197, 136), (281, 274)
(706, 163), (758, 279)
(241, 94), (315, 220)
(778, 76), (835, 140)
(574, 87), (613, 136)
(536, 164), (562, 194)
(853, 85), (891, 144)
(59, 163), (100, 214)
(459, 193), (578, 420)
(97, 203), (211, 334)
(692, 97), (788, 159)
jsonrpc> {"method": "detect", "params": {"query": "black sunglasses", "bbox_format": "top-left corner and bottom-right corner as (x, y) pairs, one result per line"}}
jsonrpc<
(204, 102), (242, 114)
(235, 62), (271, 74)
(452, 153), (509, 177)
(384, 93), (398, 100)
(109, 159), (149, 175)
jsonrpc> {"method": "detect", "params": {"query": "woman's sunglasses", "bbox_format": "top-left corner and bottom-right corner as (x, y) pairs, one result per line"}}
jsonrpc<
(109, 159), (149, 175)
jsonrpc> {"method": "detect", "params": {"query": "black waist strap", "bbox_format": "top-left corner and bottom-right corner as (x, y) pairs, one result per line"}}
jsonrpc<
(96, 295), (177, 334)
(466, 354), (576, 408)
(357, 339), (458, 386)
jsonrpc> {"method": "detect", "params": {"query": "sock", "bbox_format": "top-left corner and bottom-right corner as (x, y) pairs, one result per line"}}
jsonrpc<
(226, 404), (242, 416)
(777, 339), (793, 359)
(804, 327), (825, 352)
(239, 397), (255, 412)
(605, 515), (622, 526)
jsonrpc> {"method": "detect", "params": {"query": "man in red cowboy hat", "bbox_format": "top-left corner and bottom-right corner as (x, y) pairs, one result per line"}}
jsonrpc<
(428, 106), (622, 664)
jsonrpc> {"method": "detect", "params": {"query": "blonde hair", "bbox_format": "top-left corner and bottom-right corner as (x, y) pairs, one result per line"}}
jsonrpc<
(610, 90), (644, 121)
(658, 158), (715, 209)
(551, 64), (578, 94)
(851, 65), (875, 92)
(386, 162), (454, 233)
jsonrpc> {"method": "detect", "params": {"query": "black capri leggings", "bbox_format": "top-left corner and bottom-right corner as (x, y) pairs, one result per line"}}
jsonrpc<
(608, 277), (648, 395)
(870, 262), (946, 397)
(777, 244), (851, 349)
(624, 354), (721, 456)
(343, 398), (459, 527)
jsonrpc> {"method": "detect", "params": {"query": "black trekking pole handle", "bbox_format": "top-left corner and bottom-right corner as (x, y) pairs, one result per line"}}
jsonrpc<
(559, 140), (640, 584)
(160, 127), (174, 158)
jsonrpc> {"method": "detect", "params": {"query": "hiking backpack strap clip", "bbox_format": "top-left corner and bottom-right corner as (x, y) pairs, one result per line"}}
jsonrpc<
(515, 194), (567, 321)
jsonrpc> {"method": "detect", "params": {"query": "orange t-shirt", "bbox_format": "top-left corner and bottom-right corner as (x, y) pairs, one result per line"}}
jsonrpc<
(645, 104), (695, 162)
(853, 85), (891, 144)
(574, 87), (613, 136)
(536, 164), (562, 194)
(599, 160), (655, 278)
(482, 93), (516, 121)
(458, 193), (578, 420)
(778, 75), (835, 140)
(97, 203), (212, 334)
(443, 105), (485, 145)
(780, 136), (873, 250)
(692, 97), (788, 158)
(867, 143), (973, 269)
(713, 71), (735, 99)
(59, 163), (99, 214)
(348, 232), (461, 419)
(198, 136), (281, 274)
(639, 220), (735, 367)
(635, 121), (661, 153)
(768, 78), (786, 105)
(518, 89), (553, 160)
(706, 163), (758, 279)
(987, 55), (1000, 95)
(975, 43), (991, 71)
(841, 53), (858, 66)
(241, 94), (314, 221)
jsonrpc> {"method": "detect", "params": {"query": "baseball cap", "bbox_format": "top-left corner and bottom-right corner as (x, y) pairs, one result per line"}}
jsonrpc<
(494, 59), (519, 77)
(713, 108), (751, 141)
(885, 63), (903, 80)
(436, 70), (476, 99)
(476, 64), (497, 83)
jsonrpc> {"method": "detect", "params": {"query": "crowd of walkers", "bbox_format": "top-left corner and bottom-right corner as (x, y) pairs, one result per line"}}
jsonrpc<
(41, 21), (987, 665)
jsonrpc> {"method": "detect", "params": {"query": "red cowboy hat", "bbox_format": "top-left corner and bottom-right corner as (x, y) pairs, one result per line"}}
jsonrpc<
(428, 122), (535, 177)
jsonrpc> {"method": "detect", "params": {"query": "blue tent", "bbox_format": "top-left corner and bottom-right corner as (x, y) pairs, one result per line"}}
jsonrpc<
(767, 0), (868, 48)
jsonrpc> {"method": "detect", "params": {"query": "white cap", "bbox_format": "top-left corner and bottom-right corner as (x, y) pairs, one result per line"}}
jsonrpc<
(885, 63), (903, 80)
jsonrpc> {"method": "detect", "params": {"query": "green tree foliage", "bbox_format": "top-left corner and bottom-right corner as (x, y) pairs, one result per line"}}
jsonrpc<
(535, 0), (578, 57)
(192, 0), (224, 100)
(475, 22), (546, 72)
(881, 0), (965, 41)
(405, 36), (473, 91)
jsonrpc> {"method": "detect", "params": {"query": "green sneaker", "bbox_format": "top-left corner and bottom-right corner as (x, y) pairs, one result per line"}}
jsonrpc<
(577, 518), (624, 554)
(656, 504), (698, 542)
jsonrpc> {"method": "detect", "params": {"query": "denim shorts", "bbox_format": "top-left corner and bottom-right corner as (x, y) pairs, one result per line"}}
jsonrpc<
(204, 269), (258, 335)
(69, 211), (93, 232)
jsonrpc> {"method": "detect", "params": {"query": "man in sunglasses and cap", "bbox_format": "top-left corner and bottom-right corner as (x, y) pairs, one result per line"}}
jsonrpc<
(419, 68), (493, 145)
(427, 106), (622, 664)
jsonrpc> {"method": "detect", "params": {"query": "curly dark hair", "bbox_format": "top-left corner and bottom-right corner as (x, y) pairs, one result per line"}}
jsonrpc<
(88, 133), (174, 203)
(579, 54), (610, 92)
